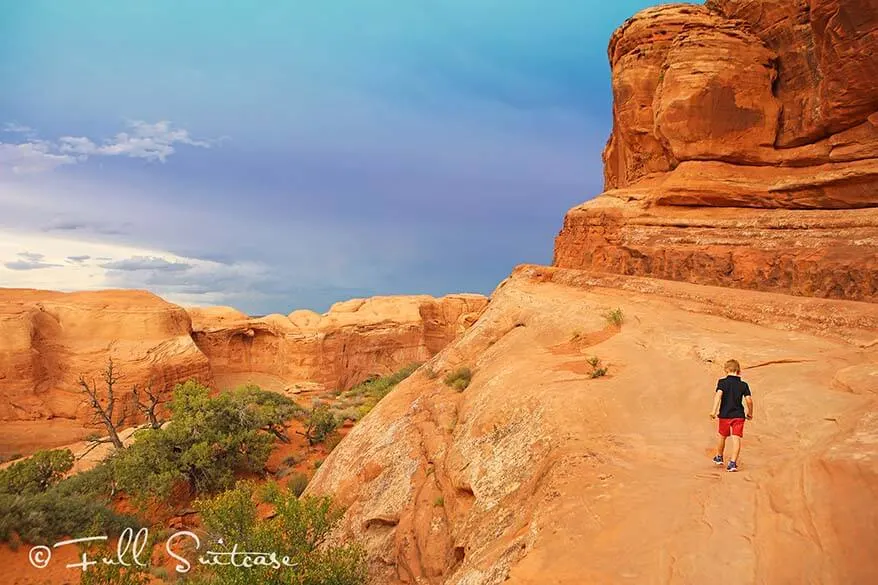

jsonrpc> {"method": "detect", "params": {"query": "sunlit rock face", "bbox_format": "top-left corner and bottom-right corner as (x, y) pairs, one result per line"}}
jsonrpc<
(555, 1), (878, 302)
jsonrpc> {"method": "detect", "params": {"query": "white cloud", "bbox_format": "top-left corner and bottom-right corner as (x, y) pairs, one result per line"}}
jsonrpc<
(0, 120), (215, 174)
(3, 123), (35, 135)
(0, 142), (77, 174)
(0, 229), (272, 309)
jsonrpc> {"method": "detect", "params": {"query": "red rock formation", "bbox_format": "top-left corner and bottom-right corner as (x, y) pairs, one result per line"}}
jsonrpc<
(0, 289), (212, 423)
(0, 289), (487, 457)
(307, 266), (878, 585)
(188, 294), (489, 392)
(556, 1), (878, 301)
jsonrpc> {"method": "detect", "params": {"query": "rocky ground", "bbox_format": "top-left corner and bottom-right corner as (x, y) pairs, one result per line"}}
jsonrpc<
(307, 265), (877, 585)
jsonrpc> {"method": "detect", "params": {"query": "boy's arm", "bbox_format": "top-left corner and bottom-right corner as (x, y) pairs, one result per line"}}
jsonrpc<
(744, 395), (754, 420)
(710, 390), (723, 419)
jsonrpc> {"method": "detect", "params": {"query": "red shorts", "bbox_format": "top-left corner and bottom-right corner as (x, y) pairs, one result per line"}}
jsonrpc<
(718, 418), (745, 437)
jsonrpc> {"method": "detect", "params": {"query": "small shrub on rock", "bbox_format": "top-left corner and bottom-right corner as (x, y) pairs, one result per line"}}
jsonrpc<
(444, 367), (473, 391)
(605, 308), (624, 326)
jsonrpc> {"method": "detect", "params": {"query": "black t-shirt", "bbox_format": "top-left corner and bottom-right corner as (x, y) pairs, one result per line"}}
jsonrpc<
(717, 375), (751, 419)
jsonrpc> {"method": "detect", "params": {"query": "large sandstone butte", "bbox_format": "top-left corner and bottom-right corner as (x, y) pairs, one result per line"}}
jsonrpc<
(0, 289), (487, 456)
(554, 0), (878, 301)
(306, 2), (878, 584)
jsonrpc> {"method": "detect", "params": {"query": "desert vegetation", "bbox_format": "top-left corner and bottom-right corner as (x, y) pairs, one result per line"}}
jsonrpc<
(331, 362), (421, 421)
(444, 366), (474, 391)
(0, 373), (375, 585)
(587, 356), (608, 378)
(192, 481), (367, 585)
(605, 308), (624, 327)
(0, 448), (132, 545)
(112, 380), (300, 501)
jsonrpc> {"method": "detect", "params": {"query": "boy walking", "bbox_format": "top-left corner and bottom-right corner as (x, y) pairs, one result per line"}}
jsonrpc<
(709, 359), (753, 472)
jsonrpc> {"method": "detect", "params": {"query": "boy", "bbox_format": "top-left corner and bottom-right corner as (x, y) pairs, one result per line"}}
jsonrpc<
(709, 359), (753, 472)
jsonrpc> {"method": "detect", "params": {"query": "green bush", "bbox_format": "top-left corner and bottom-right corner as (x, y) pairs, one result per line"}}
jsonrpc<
(334, 363), (421, 418)
(0, 449), (74, 495)
(113, 381), (296, 501)
(0, 449), (128, 545)
(193, 482), (367, 585)
(0, 488), (135, 545)
(443, 367), (473, 391)
(303, 404), (338, 446)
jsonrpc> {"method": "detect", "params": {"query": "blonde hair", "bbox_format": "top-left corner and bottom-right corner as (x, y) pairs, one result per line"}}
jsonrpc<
(724, 359), (741, 374)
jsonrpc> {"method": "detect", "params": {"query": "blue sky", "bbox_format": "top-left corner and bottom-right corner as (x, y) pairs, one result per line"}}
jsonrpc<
(0, 0), (684, 315)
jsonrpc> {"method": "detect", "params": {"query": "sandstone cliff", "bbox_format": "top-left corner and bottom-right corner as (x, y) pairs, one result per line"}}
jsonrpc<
(554, 1), (878, 301)
(0, 288), (212, 423)
(0, 290), (487, 456)
(188, 294), (489, 392)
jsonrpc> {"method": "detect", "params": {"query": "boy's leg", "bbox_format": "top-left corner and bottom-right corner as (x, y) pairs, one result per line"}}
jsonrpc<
(729, 435), (741, 462)
(729, 419), (745, 462)
(715, 434), (727, 458)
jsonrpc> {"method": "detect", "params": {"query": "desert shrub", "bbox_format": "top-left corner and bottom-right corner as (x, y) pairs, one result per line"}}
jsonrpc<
(586, 357), (608, 378)
(0, 449), (129, 545)
(333, 406), (362, 423)
(433, 496), (444, 507)
(113, 381), (296, 501)
(0, 489), (135, 545)
(443, 367), (473, 391)
(605, 308), (624, 326)
(335, 363), (421, 418)
(192, 481), (367, 585)
(288, 472), (310, 497)
(0, 448), (74, 495)
(302, 404), (338, 446)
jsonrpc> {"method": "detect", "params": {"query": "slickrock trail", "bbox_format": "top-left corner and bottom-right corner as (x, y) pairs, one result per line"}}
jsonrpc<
(308, 266), (878, 585)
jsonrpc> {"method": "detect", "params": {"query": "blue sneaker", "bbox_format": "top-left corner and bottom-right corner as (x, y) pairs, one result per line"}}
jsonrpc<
(727, 461), (738, 472)
(712, 455), (723, 466)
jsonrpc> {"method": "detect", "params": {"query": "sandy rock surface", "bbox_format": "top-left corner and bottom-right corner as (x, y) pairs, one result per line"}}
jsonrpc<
(307, 266), (878, 585)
